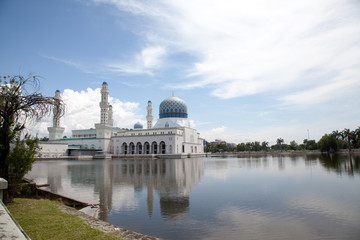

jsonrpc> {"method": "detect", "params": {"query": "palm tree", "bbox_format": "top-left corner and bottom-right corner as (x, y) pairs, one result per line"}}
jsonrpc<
(331, 130), (341, 139)
(341, 128), (355, 153)
(261, 141), (269, 151)
(277, 138), (284, 151)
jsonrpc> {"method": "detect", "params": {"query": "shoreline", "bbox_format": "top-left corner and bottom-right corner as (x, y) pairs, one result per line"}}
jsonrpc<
(208, 149), (360, 157)
(57, 203), (161, 240)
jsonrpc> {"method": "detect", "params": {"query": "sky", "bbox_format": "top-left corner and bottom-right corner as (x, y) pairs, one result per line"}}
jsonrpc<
(1, 0), (359, 145)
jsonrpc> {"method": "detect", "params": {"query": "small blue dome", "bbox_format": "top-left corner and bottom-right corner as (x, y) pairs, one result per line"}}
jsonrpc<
(148, 100), (152, 103)
(102, 81), (108, 85)
(55, 90), (61, 92)
(159, 96), (188, 119)
(134, 122), (143, 129)
(109, 105), (112, 107)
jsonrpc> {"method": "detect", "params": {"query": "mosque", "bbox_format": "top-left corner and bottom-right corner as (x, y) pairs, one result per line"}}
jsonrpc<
(40, 82), (205, 158)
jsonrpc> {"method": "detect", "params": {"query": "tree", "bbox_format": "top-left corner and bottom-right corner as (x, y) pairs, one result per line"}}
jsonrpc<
(289, 140), (298, 150)
(303, 139), (318, 150)
(341, 128), (357, 153)
(0, 74), (64, 202)
(276, 138), (284, 151)
(318, 134), (338, 153)
(261, 141), (269, 151)
(236, 143), (246, 152)
(6, 133), (40, 199)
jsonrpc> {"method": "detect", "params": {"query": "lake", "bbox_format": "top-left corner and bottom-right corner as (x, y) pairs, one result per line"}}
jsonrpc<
(26, 154), (360, 240)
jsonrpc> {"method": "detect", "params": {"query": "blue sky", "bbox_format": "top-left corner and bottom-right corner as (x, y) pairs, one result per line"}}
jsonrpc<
(1, 0), (359, 144)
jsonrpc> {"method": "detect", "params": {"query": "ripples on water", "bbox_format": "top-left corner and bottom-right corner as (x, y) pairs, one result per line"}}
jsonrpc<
(27, 154), (360, 240)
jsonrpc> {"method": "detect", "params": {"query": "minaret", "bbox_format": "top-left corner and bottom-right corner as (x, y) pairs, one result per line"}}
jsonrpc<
(100, 82), (109, 124)
(48, 90), (65, 140)
(53, 90), (61, 127)
(108, 105), (113, 126)
(95, 83), (112, 151)
(146, 100), (153, 129)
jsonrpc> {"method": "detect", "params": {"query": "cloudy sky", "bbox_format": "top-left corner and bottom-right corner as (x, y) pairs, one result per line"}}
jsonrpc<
(1, 0), (359, 144)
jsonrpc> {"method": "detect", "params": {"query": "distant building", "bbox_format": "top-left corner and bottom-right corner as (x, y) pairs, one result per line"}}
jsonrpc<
(210, 139), (227, 146)
(39, 82), (204, 158)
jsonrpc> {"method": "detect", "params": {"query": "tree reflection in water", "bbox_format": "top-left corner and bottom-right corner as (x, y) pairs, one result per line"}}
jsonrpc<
(319, 154), (360, 176)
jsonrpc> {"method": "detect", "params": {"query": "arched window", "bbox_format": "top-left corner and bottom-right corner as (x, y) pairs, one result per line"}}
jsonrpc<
(152, 141), (158, 154)
(144, 142), (150, 154)
(129, 142), (135, 154)
(136, 142), (142, 154)
(160, 141), (166, 154)
(122, 142), (128, 154)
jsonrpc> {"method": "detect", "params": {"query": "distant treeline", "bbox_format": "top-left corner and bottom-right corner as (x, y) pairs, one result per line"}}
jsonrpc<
(205, 127), (360, 153)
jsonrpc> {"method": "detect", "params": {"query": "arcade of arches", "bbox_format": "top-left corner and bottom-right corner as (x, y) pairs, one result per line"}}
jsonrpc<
(118, 141), (170, 155)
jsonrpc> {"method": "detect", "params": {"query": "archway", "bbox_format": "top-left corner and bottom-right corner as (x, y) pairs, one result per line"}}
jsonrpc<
(136, 142), (142, 154)
(129, 142), (135, 154)
(122, 143), (128, 154)
(144, 142), (150, 154)
(152, 141), (158, 154)
(160, 141), (166, 154)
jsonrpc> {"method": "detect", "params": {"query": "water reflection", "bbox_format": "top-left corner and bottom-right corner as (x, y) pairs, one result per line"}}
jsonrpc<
(27, 155), (360, 240)
(319, 154), (360, 176)
(65, 158), (203, 221)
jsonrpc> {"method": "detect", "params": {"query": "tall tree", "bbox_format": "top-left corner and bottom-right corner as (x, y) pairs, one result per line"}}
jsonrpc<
(261, 141), (269, 151)
(341, 128), (355, 153)
(0, 74), (64, 202)
(276, 138), (284, 151)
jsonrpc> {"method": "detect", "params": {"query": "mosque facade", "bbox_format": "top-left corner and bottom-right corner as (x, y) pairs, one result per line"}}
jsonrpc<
(40, 82), (204, 158)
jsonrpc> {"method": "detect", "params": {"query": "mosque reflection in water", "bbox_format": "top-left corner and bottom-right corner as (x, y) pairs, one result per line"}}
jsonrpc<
(64, 158), (203, 221)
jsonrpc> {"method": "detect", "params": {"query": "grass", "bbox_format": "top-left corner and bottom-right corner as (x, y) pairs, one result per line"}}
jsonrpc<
(7, 198), (123, 240)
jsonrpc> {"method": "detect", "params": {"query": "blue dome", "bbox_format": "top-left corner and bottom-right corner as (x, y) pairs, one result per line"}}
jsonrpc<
(102, 81), (108, 85)
(134, 122), (143, 129)
(159, 96), (188, 119)
(55, 90), (61, 92)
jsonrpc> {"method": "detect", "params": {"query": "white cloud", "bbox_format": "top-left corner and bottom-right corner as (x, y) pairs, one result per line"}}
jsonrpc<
(93, 0), (360, 104)
(200, 123), (334, 145)
(201, 125), (227, 141)
(27, 87), (144, 138)
(105, 46), (166, 75)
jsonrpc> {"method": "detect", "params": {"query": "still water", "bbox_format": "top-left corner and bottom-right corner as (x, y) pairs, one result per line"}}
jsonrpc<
(27, 155), (360, 240)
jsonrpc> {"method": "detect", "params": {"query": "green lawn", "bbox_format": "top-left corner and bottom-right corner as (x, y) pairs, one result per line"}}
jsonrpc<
(7, 198), (123, 240)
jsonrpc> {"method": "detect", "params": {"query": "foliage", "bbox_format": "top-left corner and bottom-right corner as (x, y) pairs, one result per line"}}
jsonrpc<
(6, 134), (40, 197)
(7, 198), (122, 240)
(0, 74), (64, 203)
(318, 134), (338, 153)
(205, 127), (359, 154)
(302, 139), (318, 150)
(289, 140), (298, 150)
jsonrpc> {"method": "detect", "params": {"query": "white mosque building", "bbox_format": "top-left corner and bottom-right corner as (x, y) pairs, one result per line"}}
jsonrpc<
(40, 82), (204, 158)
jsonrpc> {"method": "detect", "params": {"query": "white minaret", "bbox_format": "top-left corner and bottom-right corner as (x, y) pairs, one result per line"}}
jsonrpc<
(48, 90), (64, 140)
(108, 105), (113, 126)
(146, 100), (153, 129)
(95, 83), (112, 152)
(53, 90), (61, 127)
(100, 82), (109, 124)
